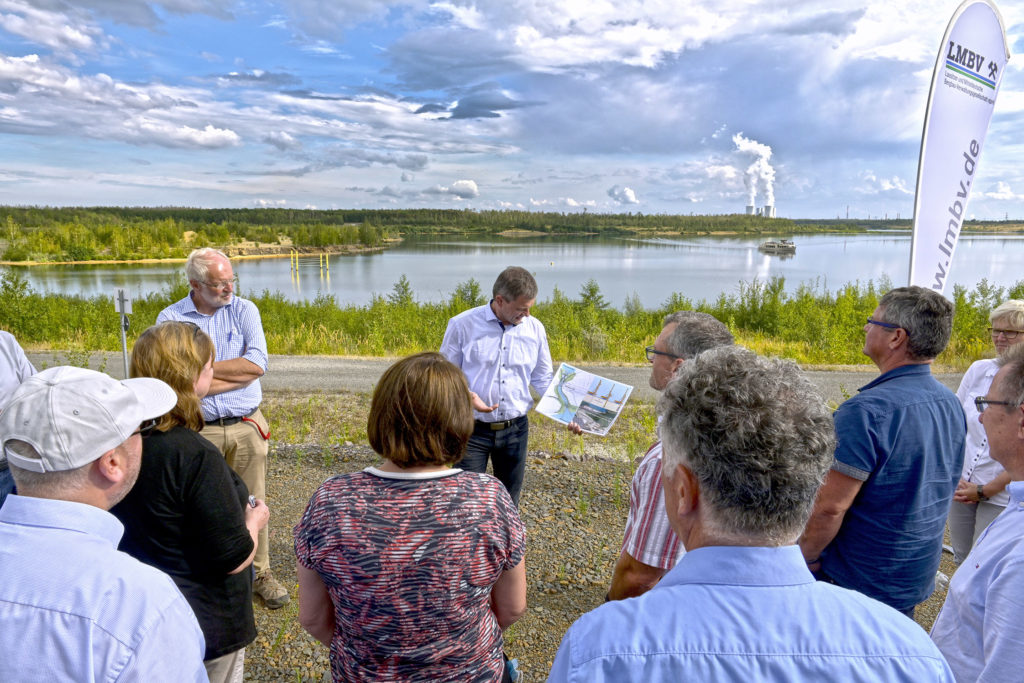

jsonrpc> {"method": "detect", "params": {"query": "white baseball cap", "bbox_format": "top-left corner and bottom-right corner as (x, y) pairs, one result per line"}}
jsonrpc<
(0, 366), (177, 473)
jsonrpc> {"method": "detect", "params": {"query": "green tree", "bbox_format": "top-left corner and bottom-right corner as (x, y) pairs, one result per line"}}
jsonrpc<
(578, 279), (609, 309)
(387, 275), (415, 307)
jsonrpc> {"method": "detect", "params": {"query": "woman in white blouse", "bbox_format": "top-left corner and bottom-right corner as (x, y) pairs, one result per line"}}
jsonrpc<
(948, 299), (1024, 564)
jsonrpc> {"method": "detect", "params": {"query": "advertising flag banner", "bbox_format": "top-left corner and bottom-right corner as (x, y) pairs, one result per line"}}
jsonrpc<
(908, 0), (1009, 293)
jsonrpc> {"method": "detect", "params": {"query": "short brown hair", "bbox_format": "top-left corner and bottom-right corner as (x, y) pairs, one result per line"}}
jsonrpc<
(367, 352), (473, 467)
(131, 321), (216, 432)
(493, 266), (538, 301)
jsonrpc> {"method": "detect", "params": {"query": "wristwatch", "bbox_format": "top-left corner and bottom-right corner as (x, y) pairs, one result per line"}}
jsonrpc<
(977, 484), (989, 502)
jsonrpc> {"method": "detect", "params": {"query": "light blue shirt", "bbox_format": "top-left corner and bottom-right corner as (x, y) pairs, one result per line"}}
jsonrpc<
(440, 302), (553, 422)
(0, 495), (208, 682)
(931, 480), (1024, 682)
(0, 330), (36, 474)
(158, 293), (268, 421)
(549, 544), (954, 682)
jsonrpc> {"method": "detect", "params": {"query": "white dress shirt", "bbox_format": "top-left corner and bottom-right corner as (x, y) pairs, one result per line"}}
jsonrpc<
(440, 302), (553, 422)
(931, 480), (1024, 681)
(956, 358), (1008, 505)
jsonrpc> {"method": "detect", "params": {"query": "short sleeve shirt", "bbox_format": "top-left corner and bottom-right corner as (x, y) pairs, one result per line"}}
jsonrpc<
(621, 441), (684, 569)
(823, 364), (966, 611)
(294, 468), (526, 682)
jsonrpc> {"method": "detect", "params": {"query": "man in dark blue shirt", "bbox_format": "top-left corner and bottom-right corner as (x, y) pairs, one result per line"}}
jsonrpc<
(800, 286), (966, 617)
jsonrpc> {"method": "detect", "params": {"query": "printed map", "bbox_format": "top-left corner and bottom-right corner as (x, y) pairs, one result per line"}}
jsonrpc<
(536, 363), (633, 436)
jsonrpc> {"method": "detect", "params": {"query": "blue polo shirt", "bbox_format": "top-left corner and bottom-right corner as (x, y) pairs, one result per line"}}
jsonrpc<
(823, 364), (966, 611)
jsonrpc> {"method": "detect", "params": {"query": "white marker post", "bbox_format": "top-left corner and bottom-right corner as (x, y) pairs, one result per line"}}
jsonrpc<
(114, 288), (132, 379)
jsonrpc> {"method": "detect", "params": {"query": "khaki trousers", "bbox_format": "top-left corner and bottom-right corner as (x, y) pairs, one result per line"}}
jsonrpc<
(204, 647), (245, 683)
(201, 407), (271, 574)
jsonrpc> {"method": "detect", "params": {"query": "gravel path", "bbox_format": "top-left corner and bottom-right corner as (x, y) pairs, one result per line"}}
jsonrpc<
(246, 442), (954, 682)
(26, 351), (964, 407)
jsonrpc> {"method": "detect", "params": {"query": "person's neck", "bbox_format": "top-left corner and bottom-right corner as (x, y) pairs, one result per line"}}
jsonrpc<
(189, 290), (225, 316)
(18, 489), (111, 510)
(376, 460), (452, 474)
(874, 355), (932, 375)
(1001, 451), (1024, 481)
(682, 525), (789, 551)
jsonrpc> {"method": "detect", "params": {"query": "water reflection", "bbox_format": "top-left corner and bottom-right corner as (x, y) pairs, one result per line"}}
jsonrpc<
(4, 233), (1022, 309)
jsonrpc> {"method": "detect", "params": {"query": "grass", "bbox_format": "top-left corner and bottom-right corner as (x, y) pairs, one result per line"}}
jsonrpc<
(4, 268), (1020, 370)
(262, 392), (371, 448)
(261, 390), (658, 466)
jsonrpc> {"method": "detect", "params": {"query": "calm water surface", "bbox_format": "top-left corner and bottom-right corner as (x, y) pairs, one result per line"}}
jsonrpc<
(7, 232), (1022, 309)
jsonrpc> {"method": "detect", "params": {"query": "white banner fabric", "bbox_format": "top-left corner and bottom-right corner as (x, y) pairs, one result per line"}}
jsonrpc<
(908, 0), (1009, 293)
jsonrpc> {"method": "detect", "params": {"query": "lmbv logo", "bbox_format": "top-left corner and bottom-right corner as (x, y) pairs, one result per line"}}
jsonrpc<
(947, 40), (998, 80)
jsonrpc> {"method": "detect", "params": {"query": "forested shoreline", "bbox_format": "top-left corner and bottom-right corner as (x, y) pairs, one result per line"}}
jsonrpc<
(4, 205), (1022, 264)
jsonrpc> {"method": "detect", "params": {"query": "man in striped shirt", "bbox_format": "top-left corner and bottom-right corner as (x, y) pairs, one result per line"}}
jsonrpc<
(606, 311), (733, 600)
(158, 247), (289, 609)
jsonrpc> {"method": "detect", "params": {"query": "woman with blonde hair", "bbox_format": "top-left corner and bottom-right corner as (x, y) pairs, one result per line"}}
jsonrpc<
(111, 321), (269, 683)
(948, 299), (1024, 563)
(295, 351), (526, 682)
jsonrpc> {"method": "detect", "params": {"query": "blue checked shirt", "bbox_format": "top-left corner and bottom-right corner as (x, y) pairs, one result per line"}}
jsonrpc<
(157, 293), (268, 421)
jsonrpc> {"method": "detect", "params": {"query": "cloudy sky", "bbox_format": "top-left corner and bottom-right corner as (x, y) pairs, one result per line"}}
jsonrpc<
(0, 0), (1021, 218)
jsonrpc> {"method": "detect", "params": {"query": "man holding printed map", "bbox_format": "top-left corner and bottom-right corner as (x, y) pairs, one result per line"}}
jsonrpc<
(441, 266), (553, 506)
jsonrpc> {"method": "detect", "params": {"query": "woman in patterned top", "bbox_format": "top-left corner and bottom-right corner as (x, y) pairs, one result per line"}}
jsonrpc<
(295, 352), (527, 682)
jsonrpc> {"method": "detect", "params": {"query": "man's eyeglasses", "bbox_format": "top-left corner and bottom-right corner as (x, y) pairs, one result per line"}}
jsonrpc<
(988, 327), (1022, 340)
(974, 396), (1016, 413)
(866, 317), (899, 329)
(132, 418), (160, 437)
(645, 345), (681, 362)
(201, 276), (238, 289)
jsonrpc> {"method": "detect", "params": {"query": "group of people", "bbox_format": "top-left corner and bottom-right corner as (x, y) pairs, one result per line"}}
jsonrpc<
(0, 251), (1022, 682)
(0, 248), (284, 682)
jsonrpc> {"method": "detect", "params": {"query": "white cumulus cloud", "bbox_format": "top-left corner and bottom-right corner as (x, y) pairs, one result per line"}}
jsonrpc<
(263, 131), (300, 150)
(607, 185), (639, 204)
(123, 119), (241, 148)
(424, 179), (480, 199)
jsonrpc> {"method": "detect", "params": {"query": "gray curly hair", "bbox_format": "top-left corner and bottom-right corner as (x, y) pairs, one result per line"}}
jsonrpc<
(657, 346), (836, 545)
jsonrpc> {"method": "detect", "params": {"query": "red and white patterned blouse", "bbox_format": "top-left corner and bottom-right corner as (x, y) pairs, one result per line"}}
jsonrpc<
(294, 467), (525, 682)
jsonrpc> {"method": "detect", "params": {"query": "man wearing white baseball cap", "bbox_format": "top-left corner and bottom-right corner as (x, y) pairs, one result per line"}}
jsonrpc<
(0, 366), (209, 682)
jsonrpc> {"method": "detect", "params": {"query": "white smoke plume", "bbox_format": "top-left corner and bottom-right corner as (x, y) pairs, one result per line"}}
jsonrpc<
(732, 133), (775, 207)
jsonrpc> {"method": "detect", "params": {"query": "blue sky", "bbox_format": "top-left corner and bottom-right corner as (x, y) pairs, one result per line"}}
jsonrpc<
(0, 0), (1021, 218)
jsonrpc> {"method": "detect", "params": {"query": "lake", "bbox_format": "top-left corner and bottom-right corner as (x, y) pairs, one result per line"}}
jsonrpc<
(5, 232), (1022, 308)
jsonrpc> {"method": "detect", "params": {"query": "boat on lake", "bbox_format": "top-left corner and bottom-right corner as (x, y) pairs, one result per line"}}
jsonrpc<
(758, 239), (796, 254)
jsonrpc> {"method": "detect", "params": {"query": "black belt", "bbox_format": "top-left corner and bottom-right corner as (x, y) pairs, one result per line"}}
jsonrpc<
(475, 416), (526, 431)
(205, 408), (257, 427)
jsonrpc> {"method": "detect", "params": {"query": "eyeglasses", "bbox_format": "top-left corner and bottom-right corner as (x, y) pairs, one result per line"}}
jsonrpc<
(866, 317), (900, 329)
(645, 345), (682, 362)
(201, 276), (238, 289)
(975, 396), (1017, 413)
(132, 418), (160, 437)
(989, 328), (1022, 340)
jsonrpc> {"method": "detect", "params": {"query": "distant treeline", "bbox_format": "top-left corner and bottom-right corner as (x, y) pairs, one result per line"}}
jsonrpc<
(0, 207), (388, 262)
(3, 268), (1020, 369)
(2, 205), (1021, 263)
